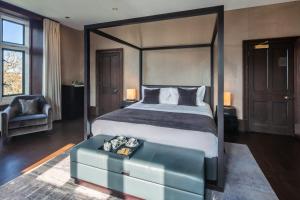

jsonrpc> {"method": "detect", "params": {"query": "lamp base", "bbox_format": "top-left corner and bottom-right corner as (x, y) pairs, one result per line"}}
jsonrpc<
(125, 99), (137, 102)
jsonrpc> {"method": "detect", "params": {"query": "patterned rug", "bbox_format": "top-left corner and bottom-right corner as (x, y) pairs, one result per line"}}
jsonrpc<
(0, 143), (278, 200)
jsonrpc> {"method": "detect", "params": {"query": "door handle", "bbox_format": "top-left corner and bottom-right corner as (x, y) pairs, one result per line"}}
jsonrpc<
(284, 96), (294, 100)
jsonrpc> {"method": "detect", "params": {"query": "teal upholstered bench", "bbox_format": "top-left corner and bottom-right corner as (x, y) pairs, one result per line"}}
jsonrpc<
(70, 135), (205, 200)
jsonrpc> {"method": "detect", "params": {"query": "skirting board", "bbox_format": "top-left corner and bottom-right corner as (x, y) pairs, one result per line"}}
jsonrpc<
(89, 106), (97, 116)
(295, 123), (300, 136)
(238, 119), (247, 132)
(239, 120), (300, 136)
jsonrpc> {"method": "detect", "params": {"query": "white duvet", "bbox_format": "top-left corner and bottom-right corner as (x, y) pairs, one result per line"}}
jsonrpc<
(91, 102), (218, 158)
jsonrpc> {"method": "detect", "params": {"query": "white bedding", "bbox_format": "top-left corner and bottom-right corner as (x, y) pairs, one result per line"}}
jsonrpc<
(92, 102), (218, 158)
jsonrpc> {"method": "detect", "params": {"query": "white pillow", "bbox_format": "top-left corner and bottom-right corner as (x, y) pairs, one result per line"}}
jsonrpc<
(196, 86), (206, 105)
(159, 88), (179, 105)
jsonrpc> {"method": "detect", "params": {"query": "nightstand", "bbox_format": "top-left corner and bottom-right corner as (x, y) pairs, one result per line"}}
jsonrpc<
(224, 106), (238, 134)
(120, 100), (138, 108)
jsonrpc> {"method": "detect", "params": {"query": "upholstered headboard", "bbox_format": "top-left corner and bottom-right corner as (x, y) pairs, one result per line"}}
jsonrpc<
(142, 85), (212, 108)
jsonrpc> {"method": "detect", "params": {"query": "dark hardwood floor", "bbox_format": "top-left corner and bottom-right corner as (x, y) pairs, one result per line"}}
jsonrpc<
(225, 132), (300, 200)
(0, 119), (299, 200)
(0, 118), (83, 185)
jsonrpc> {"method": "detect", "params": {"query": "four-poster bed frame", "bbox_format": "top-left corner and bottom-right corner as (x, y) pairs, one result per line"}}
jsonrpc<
(83, 5), (224, 189)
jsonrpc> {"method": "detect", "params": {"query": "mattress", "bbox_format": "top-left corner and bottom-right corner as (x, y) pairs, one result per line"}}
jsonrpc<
(91, 101), (218, 180)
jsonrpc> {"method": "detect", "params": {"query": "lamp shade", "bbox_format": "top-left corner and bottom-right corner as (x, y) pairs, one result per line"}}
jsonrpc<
(224, 92), (232, 106)
(126, 89), (137, 100)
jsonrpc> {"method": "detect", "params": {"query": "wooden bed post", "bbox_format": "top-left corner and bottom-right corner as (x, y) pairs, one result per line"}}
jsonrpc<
(210, 45), (214, 109)
(139, 50), (143, 100)
(217, 7), (224, 189)
(84, 28), (91, 140)
(210, 14), (218, 110)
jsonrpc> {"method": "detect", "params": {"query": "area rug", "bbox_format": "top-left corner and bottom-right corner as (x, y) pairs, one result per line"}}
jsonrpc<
(0, 143), (278, 200)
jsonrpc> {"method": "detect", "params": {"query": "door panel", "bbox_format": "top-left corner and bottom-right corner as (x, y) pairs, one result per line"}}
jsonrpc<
(272, 102), (288, 125)
(253, 49), (268, 92)
(253, 101), (268, 123)
(271, 47), (288, 91)
(96, 49), (123, 115)
(248, 39), (294, 135)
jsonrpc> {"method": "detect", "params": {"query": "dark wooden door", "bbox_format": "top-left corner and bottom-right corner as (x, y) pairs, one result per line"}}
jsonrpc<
(96, 49), (123, 115)
(248, 40), (294, 135)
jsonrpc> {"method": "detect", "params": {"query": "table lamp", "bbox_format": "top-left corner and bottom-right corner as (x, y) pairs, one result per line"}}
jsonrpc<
(126, 89), (137, 101)
(224, 92), (232, 107)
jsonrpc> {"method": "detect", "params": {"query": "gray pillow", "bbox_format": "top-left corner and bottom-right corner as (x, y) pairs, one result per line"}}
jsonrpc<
(142, 89), (160, 104)
(19, 99), (39, 115)
(178, 88), (197, 106)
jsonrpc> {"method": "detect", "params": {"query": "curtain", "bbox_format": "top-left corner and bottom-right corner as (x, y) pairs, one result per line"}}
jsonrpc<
(43, 19), (61, 121)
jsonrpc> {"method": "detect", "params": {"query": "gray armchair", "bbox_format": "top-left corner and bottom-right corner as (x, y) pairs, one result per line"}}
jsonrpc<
(1, 95), (52, 143)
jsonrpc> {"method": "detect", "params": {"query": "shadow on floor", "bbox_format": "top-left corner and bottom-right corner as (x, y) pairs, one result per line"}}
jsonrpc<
(0, 118), (84, 185)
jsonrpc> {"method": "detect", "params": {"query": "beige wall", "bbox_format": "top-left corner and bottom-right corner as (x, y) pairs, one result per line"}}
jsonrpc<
(60, 25), (84, 85)
(143, 48), (211, 86)
(224, 1), (300, 119)
(90, 32), (140, 106)
(89, 35), (211, 106)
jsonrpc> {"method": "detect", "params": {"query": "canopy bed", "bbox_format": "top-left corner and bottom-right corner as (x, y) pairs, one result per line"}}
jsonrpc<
(83, 5), (224, 190)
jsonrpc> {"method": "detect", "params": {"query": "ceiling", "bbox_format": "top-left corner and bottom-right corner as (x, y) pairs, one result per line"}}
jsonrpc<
(3, 0), (298, 30)
(100, 14), (217, 47)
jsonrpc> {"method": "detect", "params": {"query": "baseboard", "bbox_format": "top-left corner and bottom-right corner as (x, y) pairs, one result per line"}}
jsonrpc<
(89, 106), (97, 116)
(238, 119), (247, 132)
(294, 124), (300, 139)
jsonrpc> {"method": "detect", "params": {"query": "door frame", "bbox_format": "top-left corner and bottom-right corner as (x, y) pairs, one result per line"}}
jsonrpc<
(95, 48), (124, 116)
(243, 37), (298, 134)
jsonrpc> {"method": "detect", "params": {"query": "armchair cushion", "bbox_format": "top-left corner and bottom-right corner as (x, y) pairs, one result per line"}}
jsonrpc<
(19, 98), (40, 115)
(9, 114), (48, 129)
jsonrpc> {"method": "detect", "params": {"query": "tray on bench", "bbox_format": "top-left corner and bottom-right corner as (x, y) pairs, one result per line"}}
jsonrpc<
(98, 136), (144, 159)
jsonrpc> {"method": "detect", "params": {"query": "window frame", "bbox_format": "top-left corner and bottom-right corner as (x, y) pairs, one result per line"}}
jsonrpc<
(0, 14), (29, 99)
(1, 18), (25, 46)
(2, 48), (25, 97)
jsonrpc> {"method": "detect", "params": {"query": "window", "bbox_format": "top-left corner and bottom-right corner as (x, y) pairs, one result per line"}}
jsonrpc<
(2, 49), (24, 96)
(2, 19), (24, 45)
(0, 15), (29, 97)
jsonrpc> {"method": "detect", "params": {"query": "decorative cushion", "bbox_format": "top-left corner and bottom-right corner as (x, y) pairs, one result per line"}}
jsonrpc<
(9, 114), (48, 129)
(141, 86), (158, 100)
(142, 89), (160, 104)
(19, 98), (39, 115)
(178, 88), (197, 106)
(159, 88), (179, 105)
(182, 86), (206, 106)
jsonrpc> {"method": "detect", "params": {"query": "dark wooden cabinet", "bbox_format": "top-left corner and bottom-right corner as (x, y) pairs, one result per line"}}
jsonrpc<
(62, 85), (84, 120)
(215, 106), (238, 134)
(224, 106), (238, 134)
(120, 100), (138, 108)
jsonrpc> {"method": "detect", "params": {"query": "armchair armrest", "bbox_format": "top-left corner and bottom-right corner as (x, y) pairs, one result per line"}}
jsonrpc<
(43, 104), (52, 115)
(43, 103), (53, 130)
(1, 106), (14, 138)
